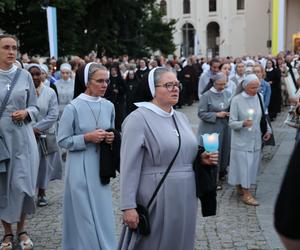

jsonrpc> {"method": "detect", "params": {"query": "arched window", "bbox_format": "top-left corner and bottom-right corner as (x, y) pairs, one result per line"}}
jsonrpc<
(209, 0), (217, 12)
(181, 23), (195, 56)
(237, 0), (245, 10)
(207, 22), (220, 56)
(183, 0), (190, 14)
(160, 0), (167, 15)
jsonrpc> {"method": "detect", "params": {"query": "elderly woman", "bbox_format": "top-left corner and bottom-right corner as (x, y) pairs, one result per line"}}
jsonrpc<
(198, 72), (231, 189)
(57, 63), (116, 249)
(27, 64), (62, 207)
(228, 74), (272, 206)
(0, 34), (38, 250)
(118, 67), (218, 250)
(55, 63), (74, 117)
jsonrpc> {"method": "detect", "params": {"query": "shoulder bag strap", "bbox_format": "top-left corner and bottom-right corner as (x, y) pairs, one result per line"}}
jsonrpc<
(146, 115), (181, 209)
(257, 93), (266, 119)
(0, 68), (22, 119)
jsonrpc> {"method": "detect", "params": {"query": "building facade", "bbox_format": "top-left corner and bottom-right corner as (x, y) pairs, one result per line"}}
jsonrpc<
(159, 0), (300, 57)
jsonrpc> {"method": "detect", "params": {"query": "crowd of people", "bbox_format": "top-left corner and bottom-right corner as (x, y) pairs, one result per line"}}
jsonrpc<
(1, 33), (300, 249)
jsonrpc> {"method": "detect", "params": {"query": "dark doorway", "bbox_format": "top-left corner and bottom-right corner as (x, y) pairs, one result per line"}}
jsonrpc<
(206, 22), (220, 57)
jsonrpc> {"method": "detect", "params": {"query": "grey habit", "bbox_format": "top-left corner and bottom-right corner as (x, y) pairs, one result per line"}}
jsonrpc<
(197, 88), (231, 175)
(55, 78), (74, 117)
(0, 65), (39, 223)
(32, 84), (62, 189)
(58, 94), (116, 250)
(118, 106), (198, 250)
(228, 92), (263, 188)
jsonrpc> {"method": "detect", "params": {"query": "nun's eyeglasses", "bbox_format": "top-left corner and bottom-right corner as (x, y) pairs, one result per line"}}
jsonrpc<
(91, 78), (110, 85)
(156, 81), (182, 91)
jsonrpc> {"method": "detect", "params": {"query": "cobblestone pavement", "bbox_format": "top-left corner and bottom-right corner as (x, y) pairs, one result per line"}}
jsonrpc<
(1, 102), (293, 250)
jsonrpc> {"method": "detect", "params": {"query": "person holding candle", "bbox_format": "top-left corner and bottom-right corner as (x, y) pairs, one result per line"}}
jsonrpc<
(228, 74), (272, 206)
(198, 72), (231, 190)
(118, 67), (218, 250)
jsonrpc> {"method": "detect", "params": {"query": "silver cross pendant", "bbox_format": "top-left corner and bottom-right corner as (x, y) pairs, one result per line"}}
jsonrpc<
(6, 83), (11, 91)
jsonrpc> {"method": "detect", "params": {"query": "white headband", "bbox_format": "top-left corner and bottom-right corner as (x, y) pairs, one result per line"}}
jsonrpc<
(84, 62), (97, 86)
(148, 67), (164, 97)
(27, 63), (42, 71)
(242, 74), (259, 89)
(60, 63), (71, 71)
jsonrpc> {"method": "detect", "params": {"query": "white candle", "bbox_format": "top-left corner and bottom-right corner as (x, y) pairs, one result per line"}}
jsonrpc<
(201, 133), (219, 152)
(247, 108), (255, 120)
(247, 109), (255, 131)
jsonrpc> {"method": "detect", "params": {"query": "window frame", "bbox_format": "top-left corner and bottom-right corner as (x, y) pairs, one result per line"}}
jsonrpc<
(209, 0), (217, 12)
(183, 0), (191, 14)
(237, 0), (245, 10)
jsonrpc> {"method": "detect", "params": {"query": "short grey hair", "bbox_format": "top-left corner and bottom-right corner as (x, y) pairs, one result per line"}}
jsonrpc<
(153, 67), (171, 86)
(88, 64), (108, 83)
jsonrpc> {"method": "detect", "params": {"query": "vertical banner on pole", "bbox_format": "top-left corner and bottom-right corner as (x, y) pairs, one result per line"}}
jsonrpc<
(272, 0), (285, 55)
(46, 6), (58, 59)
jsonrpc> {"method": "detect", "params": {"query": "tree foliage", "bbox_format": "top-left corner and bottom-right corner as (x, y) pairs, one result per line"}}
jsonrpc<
(0, 0), (176, 57)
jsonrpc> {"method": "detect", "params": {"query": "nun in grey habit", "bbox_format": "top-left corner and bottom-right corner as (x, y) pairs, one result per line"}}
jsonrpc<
(57, 63), (116, 250)
(228, 74), (272, 206)
(0, 34), (39, 250)
(118, 67), (218, 250)
(197, 72), (231, 182)
(27, 64), (62, 207)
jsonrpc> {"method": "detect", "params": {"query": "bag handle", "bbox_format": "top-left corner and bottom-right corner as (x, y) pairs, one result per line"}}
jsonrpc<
(0, 68), (22, 119)
(257, 93), (266, 121)
(146, 115), (181, 209)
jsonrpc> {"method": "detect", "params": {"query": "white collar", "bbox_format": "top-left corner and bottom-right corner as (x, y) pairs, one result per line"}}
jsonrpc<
(0, 64), (17, 74)
(134, 102), (174, 117)
(140, 67), (148, 71)
(210, 87), (224, 93)
(78, 93), (102, 102)
(241, 91), (255, 98)
(266, 67), (273, 72)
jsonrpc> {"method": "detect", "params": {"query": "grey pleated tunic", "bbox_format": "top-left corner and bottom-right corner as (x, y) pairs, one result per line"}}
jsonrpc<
(57, 95), (116, 250)
(0, 66), (39, 223)
(197, 89), (231, 174)
(118, 107), (198, 250)
(228, 92), (263, 188)
(32, 85), (62, 189)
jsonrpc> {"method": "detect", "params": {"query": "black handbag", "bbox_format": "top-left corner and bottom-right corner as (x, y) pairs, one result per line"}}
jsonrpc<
(135, 115), (181, 236)
(0, 69), (21, 173)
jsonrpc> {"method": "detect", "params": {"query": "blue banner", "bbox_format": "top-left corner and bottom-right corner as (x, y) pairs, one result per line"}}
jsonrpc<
(46, 7), (58, 58)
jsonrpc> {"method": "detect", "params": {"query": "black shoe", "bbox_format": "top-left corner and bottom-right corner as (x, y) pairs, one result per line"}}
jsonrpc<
(37, 196), (48, 207)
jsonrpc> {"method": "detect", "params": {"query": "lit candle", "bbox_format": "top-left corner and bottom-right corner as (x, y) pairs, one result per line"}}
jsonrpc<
(247, 108), (255, 120)
(201, 133), (219, 152)
(247, 108), (255, 131)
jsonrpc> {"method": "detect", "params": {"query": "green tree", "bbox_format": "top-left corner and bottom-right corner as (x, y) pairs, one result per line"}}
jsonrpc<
(0, 0), (48, 55)
(0, 0), (176, 58)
